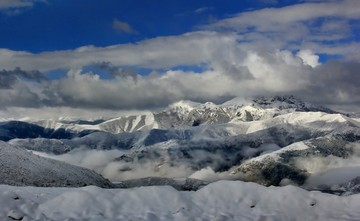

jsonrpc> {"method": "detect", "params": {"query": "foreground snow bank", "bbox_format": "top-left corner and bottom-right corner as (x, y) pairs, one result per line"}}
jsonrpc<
(1, 181), (359, 221)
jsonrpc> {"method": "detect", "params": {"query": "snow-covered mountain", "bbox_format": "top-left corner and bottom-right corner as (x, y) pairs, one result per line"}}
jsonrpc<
(0, 141), (113, 188)
(232, 135), (360, 190)
(2, 95), (360, 194)
(4, 95), (336, 136)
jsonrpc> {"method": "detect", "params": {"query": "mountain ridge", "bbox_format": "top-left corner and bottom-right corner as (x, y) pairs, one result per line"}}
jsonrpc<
(0, 95), (337, 137)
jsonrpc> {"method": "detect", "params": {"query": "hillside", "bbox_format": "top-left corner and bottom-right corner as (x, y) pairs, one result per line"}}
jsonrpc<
(0, 141), (113, 188)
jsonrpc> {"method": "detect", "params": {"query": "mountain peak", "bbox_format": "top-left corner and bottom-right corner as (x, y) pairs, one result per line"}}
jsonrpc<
(168, 100), (200, 111)
(253, 95), (301, 105)
(252, 95), (335, 113)
(221, 95), (306, 108)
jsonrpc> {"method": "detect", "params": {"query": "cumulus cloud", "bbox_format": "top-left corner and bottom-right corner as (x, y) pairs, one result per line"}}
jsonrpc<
(296, 49), (320, 67)
(43, 68), (232, 109)
(43, 48), (313, 110)
(113, 18), (138, 34)
(0, 48), (359, 114)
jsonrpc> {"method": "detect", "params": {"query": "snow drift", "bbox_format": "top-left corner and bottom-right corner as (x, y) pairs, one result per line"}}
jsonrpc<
(1, 180), (360, 221)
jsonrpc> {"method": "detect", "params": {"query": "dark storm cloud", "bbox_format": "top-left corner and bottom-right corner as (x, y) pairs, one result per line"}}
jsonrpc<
(0, 67), (47, 89)
(94, 62), (138, 82)
(298, 61), (360, 107)
(0, 83), (44, 108)
(0, 68), (49, 108)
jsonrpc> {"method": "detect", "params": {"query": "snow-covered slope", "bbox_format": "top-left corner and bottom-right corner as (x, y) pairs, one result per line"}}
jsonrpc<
(0, 121), (78, 141)
(251, 95), (335, 112)
(98, 113), (158, 133)
(0, 141), (113, 188)
(232, 136), (360, 190)
(9, 110), (356, 153)
(1, 180), (360, 221)
(3, 95), (335, 137)
(8, 108), (360, 184)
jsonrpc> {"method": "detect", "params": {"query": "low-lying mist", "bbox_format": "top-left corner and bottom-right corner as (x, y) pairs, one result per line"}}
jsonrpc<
(298, 143), (360, 188)
(31, 146), (248, 182)
(32, 141), (360, 186)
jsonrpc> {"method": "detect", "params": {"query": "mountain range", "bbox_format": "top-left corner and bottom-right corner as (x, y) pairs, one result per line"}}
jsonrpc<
(1, 95), (360, 194)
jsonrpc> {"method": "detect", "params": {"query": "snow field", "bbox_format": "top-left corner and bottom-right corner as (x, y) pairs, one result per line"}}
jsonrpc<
(1, 181), (360, 221)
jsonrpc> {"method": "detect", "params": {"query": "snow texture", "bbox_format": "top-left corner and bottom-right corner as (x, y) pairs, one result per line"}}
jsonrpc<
(0, 180), (359, 221)
(0, 141), (113, 188)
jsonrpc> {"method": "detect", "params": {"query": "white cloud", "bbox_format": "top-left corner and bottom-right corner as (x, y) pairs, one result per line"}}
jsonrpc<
(206, 0), (360, 58)
(296, 49), (320, 67)
(210, 0), (360, 30)
(301, 41), (360, 61)
(0, 48), (317, 112)
(32, 149), (128, 180)
(194, 7), (213, 14)
(113, 19), (138, 34)
(0, 0), (45, 10)
(0, 0), (32, 9)
(1, 46), (360, 114)
(189, 167), (244, 182)
(0, 31), (238, 71)
(298, 143), (360, 187)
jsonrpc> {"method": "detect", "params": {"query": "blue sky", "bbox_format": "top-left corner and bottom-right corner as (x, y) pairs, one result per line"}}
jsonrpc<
(0, 0), (320, 52)
(0, 0), (360, 117)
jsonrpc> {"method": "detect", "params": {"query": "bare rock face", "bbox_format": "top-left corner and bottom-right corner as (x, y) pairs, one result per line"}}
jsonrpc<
(233, 156), (308, 186)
